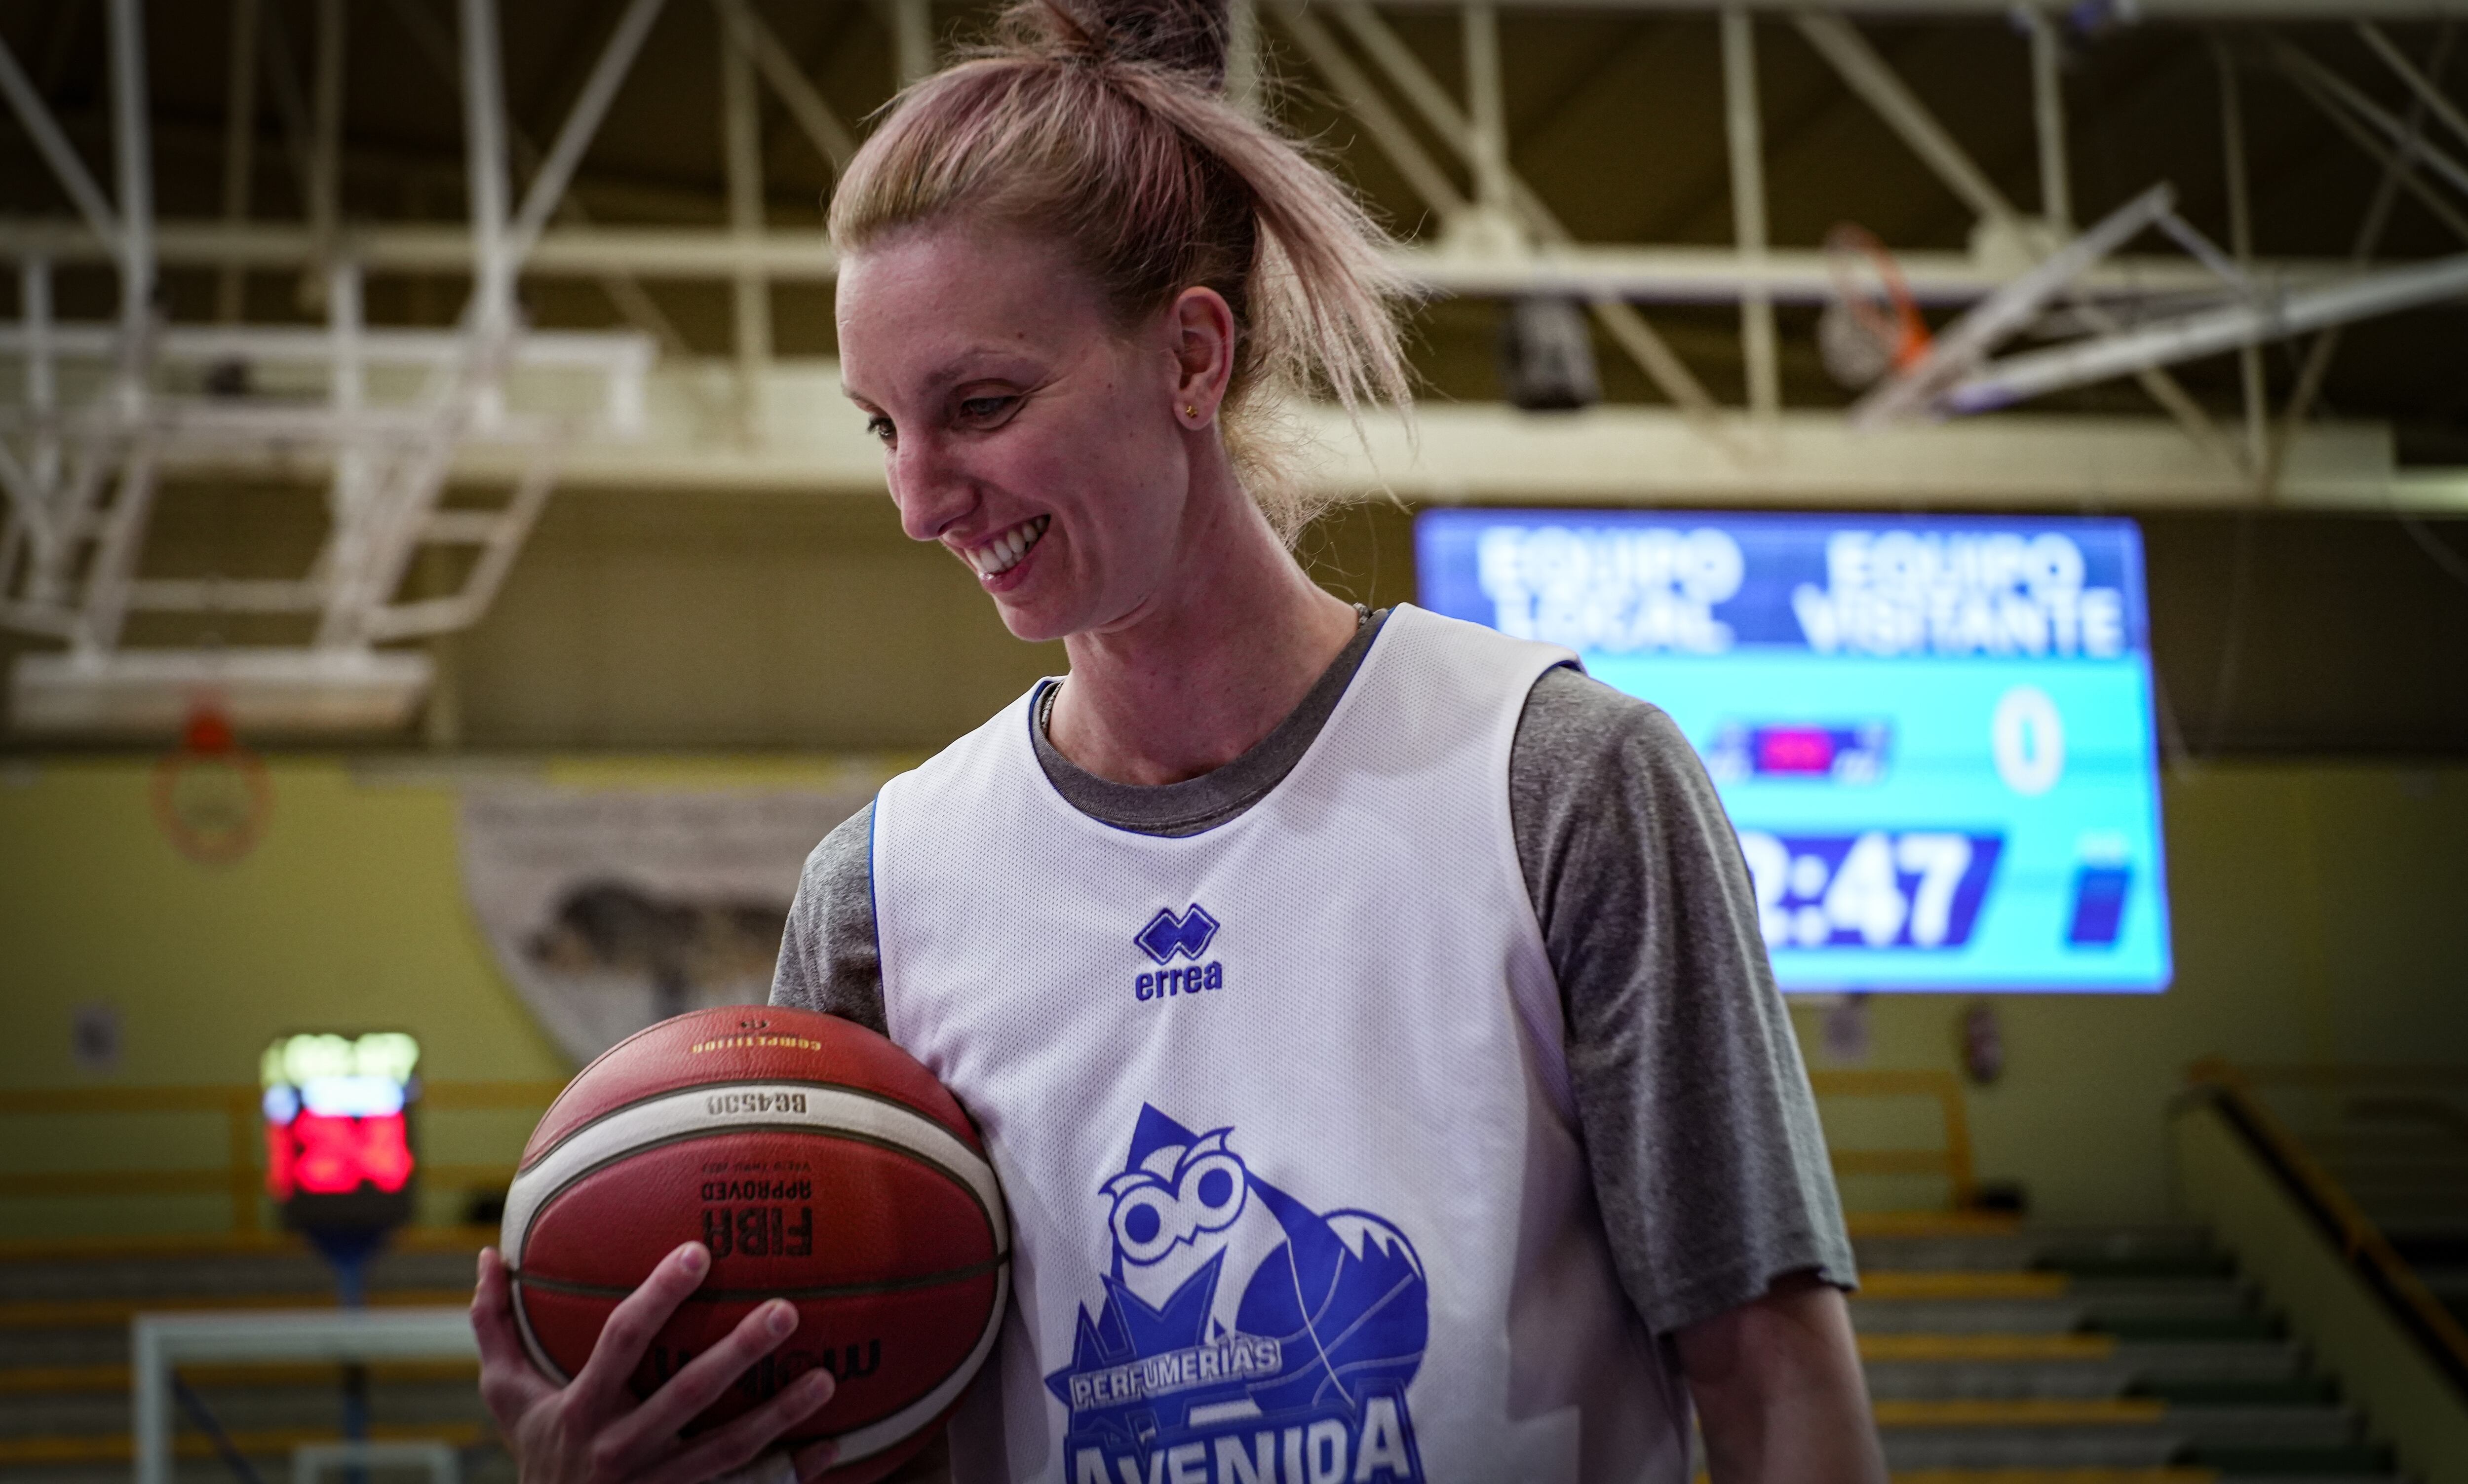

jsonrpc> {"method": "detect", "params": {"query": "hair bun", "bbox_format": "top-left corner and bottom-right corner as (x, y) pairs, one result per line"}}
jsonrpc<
(1008, 0), (1233, 88)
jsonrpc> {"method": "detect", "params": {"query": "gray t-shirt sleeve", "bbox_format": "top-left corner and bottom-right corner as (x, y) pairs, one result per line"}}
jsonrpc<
(1511, 665), (1856, 1336)
(770, 801), (889, 1035)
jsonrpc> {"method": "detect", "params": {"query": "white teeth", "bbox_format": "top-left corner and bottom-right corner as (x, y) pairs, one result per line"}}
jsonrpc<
(970, 516), (1049, 578)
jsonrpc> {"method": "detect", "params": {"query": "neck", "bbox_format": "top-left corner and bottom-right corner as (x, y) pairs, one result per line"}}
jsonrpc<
(1046, 459), (1359, 787)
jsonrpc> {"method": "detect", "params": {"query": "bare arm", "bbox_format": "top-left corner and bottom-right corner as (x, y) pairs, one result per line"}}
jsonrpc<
(1676, 1272), (1886, 1484)
(471, 1242), (841, 1484)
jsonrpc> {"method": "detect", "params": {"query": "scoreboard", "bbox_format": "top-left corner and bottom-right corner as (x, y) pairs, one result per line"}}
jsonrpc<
(1418, 509), (2172, 994)
(261, 1031), (421, 1229)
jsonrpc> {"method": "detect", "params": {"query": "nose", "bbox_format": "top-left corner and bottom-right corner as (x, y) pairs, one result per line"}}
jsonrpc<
(887, 437), (974, 544)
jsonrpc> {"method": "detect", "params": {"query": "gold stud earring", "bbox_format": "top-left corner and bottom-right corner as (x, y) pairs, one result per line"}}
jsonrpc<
(1184, 404), (1199, 420)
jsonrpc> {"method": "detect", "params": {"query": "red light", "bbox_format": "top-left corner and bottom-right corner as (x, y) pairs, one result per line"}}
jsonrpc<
(275, 1112), (416, 1196)
(1756, 727), (1837, 775)
(264, 1120), (295, 1201)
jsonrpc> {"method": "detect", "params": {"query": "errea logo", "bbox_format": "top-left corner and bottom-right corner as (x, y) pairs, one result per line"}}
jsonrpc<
(1136, 904), (1219, 964)
(1134, 904), (1226, 1003)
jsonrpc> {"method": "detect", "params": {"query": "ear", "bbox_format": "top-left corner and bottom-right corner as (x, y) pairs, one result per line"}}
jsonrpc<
(1166, 286), (1237, 431)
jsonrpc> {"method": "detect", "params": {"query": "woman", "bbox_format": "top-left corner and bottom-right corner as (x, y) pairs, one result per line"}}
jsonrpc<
(472, 0), (1881, 1479)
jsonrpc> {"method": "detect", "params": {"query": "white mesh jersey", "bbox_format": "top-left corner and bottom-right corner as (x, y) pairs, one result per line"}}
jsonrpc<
(872, 604), (1690, 1484)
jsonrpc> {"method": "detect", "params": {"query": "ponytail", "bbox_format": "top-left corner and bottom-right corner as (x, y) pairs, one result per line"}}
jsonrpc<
(828, 0), (1413, 539)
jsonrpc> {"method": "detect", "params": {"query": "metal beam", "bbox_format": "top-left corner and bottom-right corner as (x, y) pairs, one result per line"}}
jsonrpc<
(76, 448), (157, 653)
(217, 0), (260, 322)
(0, 24), (122, 251)
(305, 0), (345, 299)
(2218, 43), (2265, 474)
(458, 0), (514, 331)
(1270, 4), (1468, 222)
(891, 0), (933, 86)
(0, 216), (2375, 301)
(2020, 6), (2072, 234)
(364, 455), (557, 640)
(255, 0), (317, 210)
(375, 0), (694, 357)
(1790, 10), (2021, 231)
(2276, 39), (2468, 204)
(1797, 9), (2236, 461)
(2277, 49), (2468, 243)
(720, 12), (771, 377)
(1942, 249), (2468, 412)
(107, 0), (153, 360)
(67, 355), (2433, 513)
(2263, 30), (2454, 498)
(492, 360), (2453, 510)
(1722, 5), (1779, 419)
(1356, 0), (2468, 12)
(2357, 21), (2468, 158)
(504, 0), (668, 267)
(1463, 2), (1513, 222)
(1857, 183), (2180, 425)
(714, 0), (858, 174)
(19, 258), (58, 504)
(1328, 1), (1724, 422)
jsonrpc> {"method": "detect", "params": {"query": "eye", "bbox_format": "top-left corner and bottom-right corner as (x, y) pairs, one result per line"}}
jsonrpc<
(958, 394), (1017, 424)
(864, 415), (894, 443)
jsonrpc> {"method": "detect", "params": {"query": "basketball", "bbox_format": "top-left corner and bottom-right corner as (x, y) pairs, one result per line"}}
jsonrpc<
(501, 1007), (1009, 1481)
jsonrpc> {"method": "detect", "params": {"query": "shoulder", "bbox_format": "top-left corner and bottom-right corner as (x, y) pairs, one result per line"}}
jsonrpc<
(1514, 666), (1713, 813)
(796, 802), (875, 902)
(1389, 605), (1572, 681)
(1507, 665), (1745, 942)
(883, 687), (1042, 809)
(772, 803), (887, 1032)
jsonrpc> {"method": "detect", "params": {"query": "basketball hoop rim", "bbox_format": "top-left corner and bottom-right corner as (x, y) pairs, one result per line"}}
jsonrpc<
(150, 697), (274, 866)
(1825, 223), (1934, 371)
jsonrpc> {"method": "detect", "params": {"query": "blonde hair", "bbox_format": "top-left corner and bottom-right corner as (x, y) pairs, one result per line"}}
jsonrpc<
(828, 0), (1412, 539)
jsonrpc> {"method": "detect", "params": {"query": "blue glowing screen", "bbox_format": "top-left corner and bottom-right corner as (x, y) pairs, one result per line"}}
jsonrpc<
(1418, 509), (2172, 993)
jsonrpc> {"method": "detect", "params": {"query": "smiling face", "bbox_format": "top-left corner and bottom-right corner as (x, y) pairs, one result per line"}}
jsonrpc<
(837, 222), (1227, 644)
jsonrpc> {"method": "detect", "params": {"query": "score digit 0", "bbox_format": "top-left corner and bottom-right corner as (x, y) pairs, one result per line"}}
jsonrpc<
(1992, 686), (2065, 797)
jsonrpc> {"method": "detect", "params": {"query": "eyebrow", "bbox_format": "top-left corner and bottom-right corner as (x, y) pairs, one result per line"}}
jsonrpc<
(843, 347), (1044, 408)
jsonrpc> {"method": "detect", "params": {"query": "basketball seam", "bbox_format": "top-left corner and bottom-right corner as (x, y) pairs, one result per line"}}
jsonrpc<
(519, 1077), (978, 1175)
(829, 1264), (1009, 1463)
(508, 1253), (1007, 1301)
(501, 1081), (1011, 1459)
(508, 1121), (1002, 1271)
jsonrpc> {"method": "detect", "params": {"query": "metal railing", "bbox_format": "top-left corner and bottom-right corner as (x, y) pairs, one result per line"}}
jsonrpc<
(2186, 1057), (2468, 1392)
(0, 1082), (566, 1235)
(1810, 1068), (1981, 1210)
(0, 1067), (1983, 1236)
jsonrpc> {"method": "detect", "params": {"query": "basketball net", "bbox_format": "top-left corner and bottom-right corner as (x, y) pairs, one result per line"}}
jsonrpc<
(151, 697), (274, 865)
(1818, 223), (1935, 391)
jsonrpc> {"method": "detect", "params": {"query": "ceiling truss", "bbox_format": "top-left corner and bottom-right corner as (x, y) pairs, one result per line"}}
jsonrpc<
(1, 0), (2466, 734)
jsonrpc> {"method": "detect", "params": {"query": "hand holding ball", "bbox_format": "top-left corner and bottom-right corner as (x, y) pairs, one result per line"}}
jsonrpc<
(474, 1008), (1009, 1484)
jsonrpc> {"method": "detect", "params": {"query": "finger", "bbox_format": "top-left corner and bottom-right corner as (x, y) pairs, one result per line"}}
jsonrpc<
(469, 1249), (553, 1421)
(603, 1299), (806, 1453)
(470, 1250), (532, 1367)
(644, 1371), (835, 1484)
(790, 1438), (840, 1483)
(572, 1242), (710, 1414)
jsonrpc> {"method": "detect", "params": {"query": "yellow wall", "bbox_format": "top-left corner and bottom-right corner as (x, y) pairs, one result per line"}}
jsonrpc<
(2, 753), (2463, 1236)
(1805, 762), (2468, 1222)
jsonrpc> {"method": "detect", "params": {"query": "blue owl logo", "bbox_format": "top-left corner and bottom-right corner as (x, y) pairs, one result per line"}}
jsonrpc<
(1046, 1106), (1428, 1483)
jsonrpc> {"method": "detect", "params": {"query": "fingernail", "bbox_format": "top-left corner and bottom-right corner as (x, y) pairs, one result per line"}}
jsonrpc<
(766, 1302), (796, 1337)
(679, 1243), (708, 1273)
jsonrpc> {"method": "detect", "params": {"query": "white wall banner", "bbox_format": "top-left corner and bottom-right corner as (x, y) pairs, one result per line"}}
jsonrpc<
(459, 782), (878, 1065)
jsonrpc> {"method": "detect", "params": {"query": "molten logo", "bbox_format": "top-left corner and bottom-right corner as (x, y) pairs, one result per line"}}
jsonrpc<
(1136, 904), (1220, 965)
